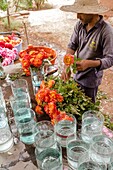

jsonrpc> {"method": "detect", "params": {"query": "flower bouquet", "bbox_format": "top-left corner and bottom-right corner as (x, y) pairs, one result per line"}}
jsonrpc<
(35, 79), (74, 125)
(0, 33), (22, 66)
(19, 45), (57, 76)
(63, 53), (81, 74)
(35, 78), (99, 125)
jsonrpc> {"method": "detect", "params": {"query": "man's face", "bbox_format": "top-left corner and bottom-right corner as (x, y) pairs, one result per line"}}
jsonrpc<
(77, 13), (94, 25)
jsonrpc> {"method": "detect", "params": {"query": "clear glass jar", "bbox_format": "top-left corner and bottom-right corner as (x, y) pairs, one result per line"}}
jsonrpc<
(0, 62), (6, 79)
(55, 114), (77, 147)
(0, 86), (7, 112)
(30, 66), (44, 95)
(35, 129), (63, 170)
(0, 119), (14, 153)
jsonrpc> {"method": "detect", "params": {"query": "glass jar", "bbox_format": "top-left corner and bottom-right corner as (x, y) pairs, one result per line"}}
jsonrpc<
(30, 66), (44, 95)
(54, 114), (77, 147)
(0, 62), (6, 79)
(89, 134), (113, 164)
(81, 110), (104, 143)
(0, 119), (14, 153)
(0, 86), (7, 112)
(35, 129), (62, 170)
(66, 135), (89, 169)
(15, 108), (37, 145)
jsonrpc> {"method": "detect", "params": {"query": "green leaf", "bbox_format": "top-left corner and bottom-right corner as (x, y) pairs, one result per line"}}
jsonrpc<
(66, 67), (70, 73)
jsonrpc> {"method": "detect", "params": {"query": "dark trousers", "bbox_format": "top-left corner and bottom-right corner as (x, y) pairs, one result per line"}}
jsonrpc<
(78, 84), (98, 103)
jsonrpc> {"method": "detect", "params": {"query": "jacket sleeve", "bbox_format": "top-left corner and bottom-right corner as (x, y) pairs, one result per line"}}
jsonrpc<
(98, 24), (113, 71)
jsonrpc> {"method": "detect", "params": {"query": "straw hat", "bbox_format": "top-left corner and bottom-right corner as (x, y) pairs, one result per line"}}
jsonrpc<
(60, 0), (109, 14)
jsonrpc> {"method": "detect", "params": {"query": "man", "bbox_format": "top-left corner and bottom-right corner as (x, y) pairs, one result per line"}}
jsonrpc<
(60, 0), (113, 103)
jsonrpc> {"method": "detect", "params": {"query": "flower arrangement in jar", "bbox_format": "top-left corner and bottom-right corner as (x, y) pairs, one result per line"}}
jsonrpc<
(19, 45), (57, 76)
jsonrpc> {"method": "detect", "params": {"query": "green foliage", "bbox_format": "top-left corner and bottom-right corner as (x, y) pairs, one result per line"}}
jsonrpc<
(0, 0), (8, 11)
(2, 17), (22, 31)
(104, 114), (113, 131)
(16, 0), (33, 10)
(72, 55), (81, 74)
(14, 0), (48, 10)
(49, 77), (100, 121)
(66, 55), (81, 74)
(34, 0), (47, 9)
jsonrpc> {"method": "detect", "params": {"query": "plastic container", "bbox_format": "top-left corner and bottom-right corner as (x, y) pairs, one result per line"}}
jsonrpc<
(14, 39), (22, 53)
(14, 39), (22, 60)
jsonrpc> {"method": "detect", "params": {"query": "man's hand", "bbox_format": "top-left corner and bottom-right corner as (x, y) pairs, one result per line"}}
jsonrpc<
(76, 59), (101, 71)
(61, 66), (71, 81)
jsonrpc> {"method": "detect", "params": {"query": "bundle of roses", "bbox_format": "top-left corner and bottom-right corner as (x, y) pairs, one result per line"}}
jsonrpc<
(19, 45), (56, 76)
(35, 79), (73, 125)
(63, 53), (81, 74)
(0, 33), (21, 66)
(0, 46), (18, 66)
(0, 33), (21, 47)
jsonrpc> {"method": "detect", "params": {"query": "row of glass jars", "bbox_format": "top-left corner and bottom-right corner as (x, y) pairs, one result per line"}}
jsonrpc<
(1, 79), (113, 170)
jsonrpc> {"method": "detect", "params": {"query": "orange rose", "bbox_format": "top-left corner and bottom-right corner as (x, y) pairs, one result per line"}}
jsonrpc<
(19, 50), (27, 58)
(44, 96), (50, 103)
(44, 88), (50, 96)
(36, 53), (44, 60)
(48, 102), (57, 116)
(57, 94), (63, 102)
(35, 97), (42, 106)
(49, 90), (57, 102)
(63, 54), (74, 66)
(30, 57), (35, 64)
(33, 58), (42, 67)
(40, 80), (46, 89)
(23, 60), (30, 68)
(64, 115), (74, 122)
(44, 104), (49, 114)
(24, 69), (30, 76)
(29, 50), (36, 55)
(35, 105), (44, 114)
(47, 80), (55, 88)
(28, 44), (34, 49)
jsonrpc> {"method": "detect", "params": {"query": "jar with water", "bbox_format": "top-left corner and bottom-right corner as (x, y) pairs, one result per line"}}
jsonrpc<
(30, 66), (44, 95)
(0, 119), (14, 153)
(11, 79), (31, 108)
(81, 110), (104, 143)
(66, 135), (89, 169)
(0, 86), (7, 112)
(54, 114), (77, 147)
(15, 108), (37, 145)
(0, 62), (6, 79)
(34, 121), (63, 170)
(77, 152), (107, 170)
(89, 134), (113, 165)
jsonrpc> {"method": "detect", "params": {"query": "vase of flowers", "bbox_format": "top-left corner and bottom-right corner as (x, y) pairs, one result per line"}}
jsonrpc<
(19, 45), (57, 95)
